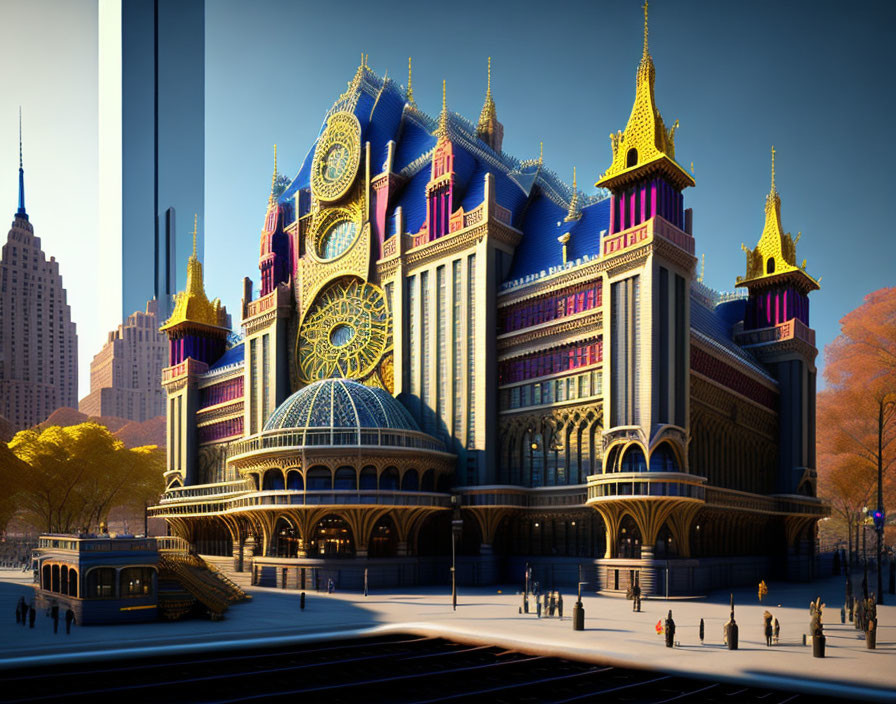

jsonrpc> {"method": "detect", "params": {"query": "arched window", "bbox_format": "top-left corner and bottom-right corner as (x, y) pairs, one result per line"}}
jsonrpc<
(306, 467), (332, 491)
(60, 565), (69, 595)
(273, 517), (298, 558)
(655, 523), (677, 559)
(604, 445), (622, 474)
(621, 445), (647, 472)
(380, 467), (399, 491)
(359, 466), (377, 491)
(86, 568), (116, 598)
(51, 564), (60, 593)
(649, 444), (679, 472)
(436, 474), (452, 492)
(420, 469), (435, 492)
(334, 466), (357, 491)
(626, 148), (638, 168)
(262, 469), (284, 491)
(119, 567), (154, 597)
(286, 470), (304, 491)
(401, 469), (419, 491)
(766, 257), (775, 274)
(68, 569), (78, 598)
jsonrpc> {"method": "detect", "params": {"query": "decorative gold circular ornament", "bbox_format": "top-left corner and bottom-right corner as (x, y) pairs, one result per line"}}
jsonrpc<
(309, 207), (361, 262)
(297, 277), (389, 383)
(310, 112), (361, 202)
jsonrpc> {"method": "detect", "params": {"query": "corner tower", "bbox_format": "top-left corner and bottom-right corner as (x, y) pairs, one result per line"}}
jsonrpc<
(588, 2), (703, 595)
(736, 148), (819, 497)
(159, 215), (229, 488)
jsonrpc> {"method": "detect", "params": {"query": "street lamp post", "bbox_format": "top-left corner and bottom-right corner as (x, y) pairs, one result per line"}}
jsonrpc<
(451, 496), (463, 611)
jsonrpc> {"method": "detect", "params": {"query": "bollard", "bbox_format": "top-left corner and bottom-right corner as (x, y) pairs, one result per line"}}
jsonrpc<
(812, 633), (825, 658)
(726, 622), (738, 650)
(840, 606), (845, 624)
(572, 600), (584, 631)
(300, 591), (305, 610)
(866, 622), (877, 649)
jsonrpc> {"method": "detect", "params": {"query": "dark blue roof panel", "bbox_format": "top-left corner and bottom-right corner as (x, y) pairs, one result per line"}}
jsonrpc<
(209, 342), (244, 371)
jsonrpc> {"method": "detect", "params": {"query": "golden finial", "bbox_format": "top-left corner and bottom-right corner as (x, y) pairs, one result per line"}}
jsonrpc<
(643, 0), (649, 57)
(487, 56), (492, 99)
(770, 145), (776, 193)
(539, 141), (543, 165)
(564, 166), (581, 222)
(690, 161), (694, 175)
(191, 214), (198, 260)
(699, 253), (705, 283)
(436, 79), (449, 138)
(407, 57), (415, 105)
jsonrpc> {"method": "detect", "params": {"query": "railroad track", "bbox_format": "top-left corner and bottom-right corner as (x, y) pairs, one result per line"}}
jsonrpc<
(0, 634), (854, 703)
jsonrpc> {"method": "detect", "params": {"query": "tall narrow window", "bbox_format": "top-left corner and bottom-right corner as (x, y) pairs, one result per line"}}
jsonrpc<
(437, 266), (447, 440)
(262, 333), (270, 421)
(453, 260), (462, 440)
(407, 275), (418, 419)
(466, 254), (477, 484)
(249, 338), (258, 434)
(421, 270), (431, 433)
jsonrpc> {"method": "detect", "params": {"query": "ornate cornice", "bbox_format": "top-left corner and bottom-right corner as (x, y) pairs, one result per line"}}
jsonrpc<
(497, 310), (603, 352)
(196, 401), (244, 425)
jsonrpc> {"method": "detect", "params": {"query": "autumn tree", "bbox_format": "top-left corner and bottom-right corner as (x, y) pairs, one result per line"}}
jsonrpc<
(817, 288), (896, 565)
(6, 422), (165, 534)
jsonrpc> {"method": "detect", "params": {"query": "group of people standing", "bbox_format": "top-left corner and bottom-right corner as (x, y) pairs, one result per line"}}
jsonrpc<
(15, 596), (75, 634)
(762, 610), (780, 646)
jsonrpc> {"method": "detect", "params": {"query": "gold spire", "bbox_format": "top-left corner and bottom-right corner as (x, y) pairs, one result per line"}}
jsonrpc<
(736, 148), (818, 291)
(596, 1), (693, 191)
(435, 80), (449, 139)
(477, 57), (503, 151)
(698, 253), (705, 283)
(407, 57), (415, 106)
(160, 214), (228, 332)
(564, 166), (581, 222)
(539, 141), (543, 165)
(268, 144), (278, 205)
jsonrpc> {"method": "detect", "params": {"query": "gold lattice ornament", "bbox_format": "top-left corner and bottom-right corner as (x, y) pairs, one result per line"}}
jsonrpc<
(311, 112), (362, 202)
(296, 277), (390, 383)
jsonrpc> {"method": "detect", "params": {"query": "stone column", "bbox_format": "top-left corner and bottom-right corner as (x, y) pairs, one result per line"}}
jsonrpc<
(639, 545), (657, 596)
(396, 541), (409, 557)
(232, 535), (245, 572)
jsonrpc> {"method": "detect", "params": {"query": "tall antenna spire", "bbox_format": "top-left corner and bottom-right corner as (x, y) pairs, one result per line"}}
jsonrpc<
(564, 166), (581, 222)
(192, 213), (198, 260)
(407, 57), (415, 105)
(269, 144), (278, 204)
(16, 106), (27, 220)
(539, 141), (543, 165)
(486, 56), (492, 99)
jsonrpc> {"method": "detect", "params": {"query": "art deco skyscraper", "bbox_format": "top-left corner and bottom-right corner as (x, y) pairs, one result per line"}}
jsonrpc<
(0, 118), (78, 430)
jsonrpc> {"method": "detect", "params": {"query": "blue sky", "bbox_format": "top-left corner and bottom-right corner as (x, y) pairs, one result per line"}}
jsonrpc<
(1, 0), (894, 397)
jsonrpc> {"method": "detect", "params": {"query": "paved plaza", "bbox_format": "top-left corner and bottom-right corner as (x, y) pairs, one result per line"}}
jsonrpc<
(0, 569), (893, 701)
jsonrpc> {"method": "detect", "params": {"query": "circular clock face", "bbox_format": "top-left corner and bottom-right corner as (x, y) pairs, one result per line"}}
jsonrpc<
(310, 112), (361, 202)
(297, 278), (389, 382)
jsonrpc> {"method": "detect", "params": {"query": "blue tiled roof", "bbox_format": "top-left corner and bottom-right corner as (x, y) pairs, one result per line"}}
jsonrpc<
(209, 342), (244, 371)
(507, 195), (567, 280)
(264, 378), (420, 432)
(366, 82), (407, 171)
(690, 297), (774, 381)
(394, 116), (436, 173)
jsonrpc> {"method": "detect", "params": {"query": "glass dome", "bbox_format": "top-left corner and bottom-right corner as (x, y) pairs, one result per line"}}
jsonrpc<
(264, 378), (420, 432)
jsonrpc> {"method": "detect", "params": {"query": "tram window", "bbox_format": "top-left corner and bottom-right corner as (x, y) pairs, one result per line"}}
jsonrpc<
(119, 567), (154, 597)
(87, 568), (116, 598)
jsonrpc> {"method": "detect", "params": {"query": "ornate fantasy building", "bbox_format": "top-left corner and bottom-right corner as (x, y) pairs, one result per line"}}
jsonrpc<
(151, 8), (828, 594)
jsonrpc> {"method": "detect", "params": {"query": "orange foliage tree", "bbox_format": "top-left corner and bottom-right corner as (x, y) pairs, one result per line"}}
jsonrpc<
(817, 288), (896, 563)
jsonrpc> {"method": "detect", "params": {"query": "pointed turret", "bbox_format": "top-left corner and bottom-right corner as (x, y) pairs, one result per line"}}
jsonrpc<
(477, 57), (504, 153)
(160, 215), (229, 366)
(426, 81), (456, 240)
(406, 57), (416, 107)
(259, 145), (290, 296)
(16, 108), (27, 221)
(596, 1), (693, 193)
(564, 166), (582, 222)
(736, 148), (818, 330)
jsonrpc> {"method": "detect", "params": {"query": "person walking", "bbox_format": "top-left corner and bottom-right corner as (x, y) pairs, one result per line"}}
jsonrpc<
(65, 608), (75, 634)
(363, 568), (368, 597)
(16, 596), (24, 624)
(557, 592), (563, 620)
(327, 577), (334, 594)
(632, 581), (641, 612)
(699, 618), (705, 644)
(664, 610), (676, 648)
(763, 610), (773, 647)
(28, 604), (35, 629)
(773, 617), (780, 645)
(51, 604), (59, 634)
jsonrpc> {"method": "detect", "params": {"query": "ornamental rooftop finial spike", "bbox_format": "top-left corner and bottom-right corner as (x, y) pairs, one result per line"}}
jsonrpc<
(564, 166), (582, 222)
(770, 145), (776, 194)
(407, 57), (415, 105)
(643, 0), (649, 58)
(192, 213), (198, 260)
(436, 79), (449, 138)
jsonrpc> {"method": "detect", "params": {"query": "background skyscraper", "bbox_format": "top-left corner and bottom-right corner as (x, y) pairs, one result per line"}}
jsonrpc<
(99, 0), (205, 325)
(0, 121), (78, 430)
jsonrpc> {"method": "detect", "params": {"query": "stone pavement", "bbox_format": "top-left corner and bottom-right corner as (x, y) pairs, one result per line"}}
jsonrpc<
(0, 569), (893, 702)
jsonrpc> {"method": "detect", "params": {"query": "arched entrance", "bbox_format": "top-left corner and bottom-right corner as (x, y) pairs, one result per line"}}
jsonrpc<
(272, 517), (299, 558)
(369, 515), (398, 557)
(618, 515), (642, 559)
(310, 515), (355, 558)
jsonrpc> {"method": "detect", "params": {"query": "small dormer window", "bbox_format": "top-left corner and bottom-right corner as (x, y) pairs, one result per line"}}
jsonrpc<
(766, 258), (775, 274)
(626, 148), (638, 168)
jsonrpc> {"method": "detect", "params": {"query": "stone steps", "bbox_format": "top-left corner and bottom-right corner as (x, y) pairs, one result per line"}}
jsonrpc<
(199, 555), (253, 589)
